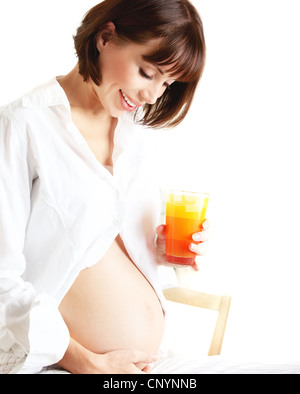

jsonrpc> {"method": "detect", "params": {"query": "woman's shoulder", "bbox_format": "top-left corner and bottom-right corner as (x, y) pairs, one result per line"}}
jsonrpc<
(0, 96), (26, 133)
(1, 78), (67, 117)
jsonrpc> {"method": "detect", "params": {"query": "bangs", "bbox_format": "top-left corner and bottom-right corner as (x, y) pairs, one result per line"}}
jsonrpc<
(75, 0), (206, 129)
(143, 29), (205, 83)
(137, 25), (206, 129)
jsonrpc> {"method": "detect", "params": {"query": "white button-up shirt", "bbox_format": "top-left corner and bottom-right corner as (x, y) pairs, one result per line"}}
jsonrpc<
(0, 79), (165, 374)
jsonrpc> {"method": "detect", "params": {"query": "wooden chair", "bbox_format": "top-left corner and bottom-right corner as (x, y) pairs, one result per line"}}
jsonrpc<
(163, 287), (232, 356)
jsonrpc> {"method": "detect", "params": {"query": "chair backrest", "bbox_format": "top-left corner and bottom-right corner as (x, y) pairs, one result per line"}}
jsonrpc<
(163, 286), (231, 356)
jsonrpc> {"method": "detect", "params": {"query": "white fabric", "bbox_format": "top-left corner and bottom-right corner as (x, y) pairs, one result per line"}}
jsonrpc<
(0, 344), (27, 374)
(151, 356), (300, 374)
(0, 78), (165, 374)
(37, 356), (300, 374)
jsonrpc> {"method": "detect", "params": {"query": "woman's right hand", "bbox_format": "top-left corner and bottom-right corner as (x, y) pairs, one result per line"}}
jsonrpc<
(87, 349), (157, 374)
(155, 220), (210, 271)
(58, 338), (157, 374)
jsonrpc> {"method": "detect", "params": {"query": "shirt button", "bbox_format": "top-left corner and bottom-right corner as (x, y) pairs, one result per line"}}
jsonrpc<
(113, 219), (120, 226)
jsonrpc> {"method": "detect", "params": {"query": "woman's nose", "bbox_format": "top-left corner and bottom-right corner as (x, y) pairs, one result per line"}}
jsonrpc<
(140, 84), (164, 105)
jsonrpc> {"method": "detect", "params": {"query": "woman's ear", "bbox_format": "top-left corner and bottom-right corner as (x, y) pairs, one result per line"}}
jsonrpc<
(96, 22), (117, 51)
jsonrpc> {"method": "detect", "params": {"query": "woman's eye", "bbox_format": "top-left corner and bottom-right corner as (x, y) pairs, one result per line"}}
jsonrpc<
(140, 68), (171, 91)
(139, 68), (153, 80)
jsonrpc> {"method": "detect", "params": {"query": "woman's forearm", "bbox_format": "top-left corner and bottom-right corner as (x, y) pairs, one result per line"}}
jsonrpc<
(58, 337), (97, 374)
(58, 337), (156, 374)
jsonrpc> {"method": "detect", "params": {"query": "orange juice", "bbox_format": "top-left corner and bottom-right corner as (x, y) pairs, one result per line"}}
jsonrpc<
(166, 190), (209, 265)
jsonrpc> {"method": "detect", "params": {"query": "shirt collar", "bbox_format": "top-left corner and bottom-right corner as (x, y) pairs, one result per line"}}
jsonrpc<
(21, 77), (140, 150)
(21, 77), (71, 109)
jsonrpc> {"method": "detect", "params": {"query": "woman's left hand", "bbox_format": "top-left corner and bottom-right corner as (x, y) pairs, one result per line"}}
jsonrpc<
(155, 219), (210, 271)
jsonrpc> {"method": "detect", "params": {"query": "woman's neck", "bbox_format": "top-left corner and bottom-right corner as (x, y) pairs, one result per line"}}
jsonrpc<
(57, 65), (109, 121)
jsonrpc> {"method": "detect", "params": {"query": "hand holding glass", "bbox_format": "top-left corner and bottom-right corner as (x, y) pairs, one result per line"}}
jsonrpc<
(165, 190), (209, 265)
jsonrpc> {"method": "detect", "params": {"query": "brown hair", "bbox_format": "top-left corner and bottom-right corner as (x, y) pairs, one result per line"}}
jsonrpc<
(74, 0), (206, 128)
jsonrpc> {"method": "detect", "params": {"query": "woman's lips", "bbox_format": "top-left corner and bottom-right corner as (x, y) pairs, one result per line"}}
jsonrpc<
(119, 90), (141, 112)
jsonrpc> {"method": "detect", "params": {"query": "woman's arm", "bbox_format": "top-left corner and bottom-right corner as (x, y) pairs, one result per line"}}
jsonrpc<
(58, 337), (157, 374)
(0, 113), (70, 373)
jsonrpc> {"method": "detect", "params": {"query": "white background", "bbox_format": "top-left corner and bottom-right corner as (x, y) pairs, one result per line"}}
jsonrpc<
(1, 1), (300, 361)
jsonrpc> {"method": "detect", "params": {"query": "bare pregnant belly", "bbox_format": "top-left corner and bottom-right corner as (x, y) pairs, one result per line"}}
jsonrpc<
(59, 236), (165, 354)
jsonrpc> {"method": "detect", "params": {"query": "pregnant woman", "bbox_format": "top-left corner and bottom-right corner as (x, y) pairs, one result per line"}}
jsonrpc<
(0, 0), (207, 374)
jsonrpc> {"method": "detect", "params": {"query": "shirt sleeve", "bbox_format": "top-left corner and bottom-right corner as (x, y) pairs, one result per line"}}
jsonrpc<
(0, 112), (70, 374)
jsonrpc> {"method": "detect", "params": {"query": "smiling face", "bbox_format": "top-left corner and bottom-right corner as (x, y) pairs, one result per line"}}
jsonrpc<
(74, 1), (205, 128)
(94, 34), (176, 118)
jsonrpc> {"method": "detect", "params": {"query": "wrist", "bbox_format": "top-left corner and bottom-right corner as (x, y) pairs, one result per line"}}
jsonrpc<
(84, 350), (107, 374)
(58, 338), (97, 374)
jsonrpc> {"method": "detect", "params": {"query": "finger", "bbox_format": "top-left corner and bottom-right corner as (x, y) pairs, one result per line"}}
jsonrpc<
(135, 361), (154, 374)
(156, 237), (166, 250)
(202, 219), (210, 230)
(191, 260), (200, 271)
(156, 224), (166, 238)
(189, 241), (208, 256)
(192, 230), (210, 243)
(142, 365), (153, 373)
(131, 364), (148, 374)
(156, 226), (166, 251)
(131, 350), (158, 365)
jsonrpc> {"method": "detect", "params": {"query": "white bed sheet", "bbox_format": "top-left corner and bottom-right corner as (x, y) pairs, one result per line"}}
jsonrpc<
(2, 338), (300, 374)
(152, 356), (300, 374)
(38, 356), (300, 374)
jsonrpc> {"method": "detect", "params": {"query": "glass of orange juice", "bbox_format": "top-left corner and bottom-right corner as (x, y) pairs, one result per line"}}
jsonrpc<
(165, 190), (209, 265)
